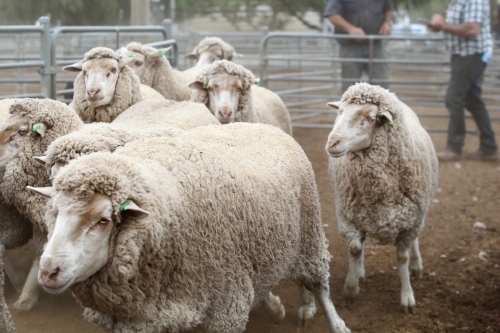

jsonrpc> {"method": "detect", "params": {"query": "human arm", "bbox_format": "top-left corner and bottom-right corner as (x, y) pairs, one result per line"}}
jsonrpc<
(327, 14), (365, 36)
(378, 11), (393, 35)
(429, 13), (480, 37)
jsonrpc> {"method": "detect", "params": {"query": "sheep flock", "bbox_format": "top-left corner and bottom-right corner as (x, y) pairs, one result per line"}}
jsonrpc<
(0, 36), (441, 333)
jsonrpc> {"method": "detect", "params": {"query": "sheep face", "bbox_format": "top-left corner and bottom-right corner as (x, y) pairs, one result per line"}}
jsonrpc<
(64, 57), (131, 108)
(36, 192), (115, 294)
(326, 102), (380, 157)
(190, 75), (243, 124)
(28, 186), (149, 294)
(186, 45), (226, 66)
(125, 51), (147, 78)
(124, 47), (171, 83)
(0, 115), (31, 170)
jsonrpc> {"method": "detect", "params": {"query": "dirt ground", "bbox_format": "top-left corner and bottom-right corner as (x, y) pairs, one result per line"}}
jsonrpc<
(4, 105), (500, 333)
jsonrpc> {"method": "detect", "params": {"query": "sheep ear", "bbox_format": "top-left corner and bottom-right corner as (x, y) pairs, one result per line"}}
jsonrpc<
(119, 200), (149, 220)
(188, 81), (203, 90)
(26, 186), (55, 198)
(119, 54), (135, 68)
(62, 61), (83, 72)
(146, 47), (171, 63)
(33, 155), (47, 165)
(32, 123), (47, 137)
(327, 101), (341, 110)
(185, 53), (198, 60)
(378, 110), (394, 128)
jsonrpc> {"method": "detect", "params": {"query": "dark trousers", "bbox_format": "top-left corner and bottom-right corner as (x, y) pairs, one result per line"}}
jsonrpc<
(445, 53), (498, 154)
(339, 42), (389, 93)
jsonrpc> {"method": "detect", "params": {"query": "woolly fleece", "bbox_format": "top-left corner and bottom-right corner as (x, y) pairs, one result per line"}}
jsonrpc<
(125, 42), (191, 101)
(111, 98), (220, 130)
(71, 47), (144, 123)
(0, 253), (16, 333)
(47, 123), (331, 333)
(191, 60), (292, 135)
(328, 83), (439, 246)
(43, 122), (182, 178)
(140, 84), (165, 100)
(1, 99), (84, 253)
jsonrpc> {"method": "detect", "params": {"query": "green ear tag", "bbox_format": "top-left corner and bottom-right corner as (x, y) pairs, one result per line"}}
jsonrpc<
(119, 199), (131, 212)
(158, 50), (164, 58)
(32, 124), (40, 133)
(117, 143), (125, 147)
(388, 120), (394, 128)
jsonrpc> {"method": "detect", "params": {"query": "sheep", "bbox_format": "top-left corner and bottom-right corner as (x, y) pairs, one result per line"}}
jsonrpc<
(185, 37), (237, 66)
(0, 98), (84, 311)
(29, 123), (351, 333)
(123, 42), (192, 101)
(64, 47), (143, 123)
(189, 60), (292, 135)
(325, 83), (439, 314)
(140, 84), (165, 100)
(0, 252), (16, 333)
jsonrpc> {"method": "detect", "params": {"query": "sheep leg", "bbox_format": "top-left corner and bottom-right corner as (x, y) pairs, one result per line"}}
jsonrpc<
(396, 243), (416, 314)
(409, 237), (423, 278)
(312, 285), (351, 333)
(297, 286), (316, 327)
(13, 256), (40, 311)
(0, 244), (25, 294)
(343, 237), (364, 304)
(262, 291), (285, 324)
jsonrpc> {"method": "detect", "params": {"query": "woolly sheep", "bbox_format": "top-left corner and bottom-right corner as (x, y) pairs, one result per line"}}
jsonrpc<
(123, 42), (192, 101)
(140, 84), (165, 100)
(0, 98), (84, 311)
(325, 83), (439, 313)
(30, 123), (350, 333)
(185, 37), (237, 66)
(0, 252), (16, 333)
(189, 60), (292, 135)
(64, 47), (143, 123)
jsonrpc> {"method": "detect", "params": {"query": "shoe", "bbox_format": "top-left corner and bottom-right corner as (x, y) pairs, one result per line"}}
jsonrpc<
(464, 151), (498, 161)
(437, 150), (461, 161)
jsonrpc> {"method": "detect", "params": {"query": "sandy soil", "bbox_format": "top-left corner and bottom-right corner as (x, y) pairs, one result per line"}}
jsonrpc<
(4, 105), (500, 333)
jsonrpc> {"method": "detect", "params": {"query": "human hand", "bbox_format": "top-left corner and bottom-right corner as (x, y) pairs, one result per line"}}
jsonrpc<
(348, 26), (365, 36)
(429, 14), (444, 32)
(379, 21), (391, 35)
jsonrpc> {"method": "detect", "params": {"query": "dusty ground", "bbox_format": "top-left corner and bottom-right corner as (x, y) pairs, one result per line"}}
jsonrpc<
(4, 105), (500, 333)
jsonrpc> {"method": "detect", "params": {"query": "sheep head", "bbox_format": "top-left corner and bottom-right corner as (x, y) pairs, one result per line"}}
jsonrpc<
(122, 42), (171, 83)
(28, 188), (148, 294)
(189, 60), (254, 124)
(185, 37), (236, 66)
(64, 47), (134, 108)
(0, 114), (47, 171)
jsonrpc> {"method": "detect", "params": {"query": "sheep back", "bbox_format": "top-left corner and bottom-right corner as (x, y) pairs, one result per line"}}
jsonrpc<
(111, 99), (220, 130)
(53, 123), (328, 331)
(329, 83), (438, 245)
(140, 84), (165, 100)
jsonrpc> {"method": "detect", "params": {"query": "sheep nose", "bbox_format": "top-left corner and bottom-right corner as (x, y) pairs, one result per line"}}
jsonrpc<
(326, 140), (341, 154)
(40, 267), (60, 285)
(87, 88), (100, 97)
(219, 106), (233, 119)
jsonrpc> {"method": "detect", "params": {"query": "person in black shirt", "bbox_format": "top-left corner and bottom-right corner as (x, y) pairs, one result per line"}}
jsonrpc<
(324, 0), (394, 93)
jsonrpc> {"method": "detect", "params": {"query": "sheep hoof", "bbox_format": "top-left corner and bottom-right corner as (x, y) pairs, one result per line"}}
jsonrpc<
(14, 295), (37, 311)
(410, 267), (423, 279)
(401, 303), (417, 314)
(297, 303), (316, 327)
(343, 285), (359, 306)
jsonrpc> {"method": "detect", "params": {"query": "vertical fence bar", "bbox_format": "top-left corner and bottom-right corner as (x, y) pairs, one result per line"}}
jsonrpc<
(38, 16), (52, 99)
(163, 19), (172, 39)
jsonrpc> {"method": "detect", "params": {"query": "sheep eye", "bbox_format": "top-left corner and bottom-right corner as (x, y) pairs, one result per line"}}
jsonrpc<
(18, 128), (28, 135)
(82, 71), (87, 76)
(135, 61), (143, 66)
(99, 217), (111, 225)
(111, 68), (117, 74)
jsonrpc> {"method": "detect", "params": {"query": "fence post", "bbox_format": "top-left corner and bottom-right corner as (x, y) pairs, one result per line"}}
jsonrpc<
(259, 27), (269, 88)
(38, 16), (53, 99)
(163, 19), (172, 39)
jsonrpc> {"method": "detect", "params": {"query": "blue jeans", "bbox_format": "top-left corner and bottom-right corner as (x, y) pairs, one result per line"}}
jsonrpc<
(339, 42), (389, 93)
(445, 53), (498, 154)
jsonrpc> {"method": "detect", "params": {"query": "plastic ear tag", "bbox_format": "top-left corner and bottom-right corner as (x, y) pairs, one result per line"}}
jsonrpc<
(117, 143), (125, 147)
(158, 50), (164, 58)
(119, 199), (131, 212)
(127, 54), (135, 58)
(387, 119), (394, 128)
(32, 124), (40, 133)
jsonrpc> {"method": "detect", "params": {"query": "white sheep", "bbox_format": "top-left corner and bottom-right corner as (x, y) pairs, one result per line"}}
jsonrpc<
(64, 47), (143, 123)
(189, 60), (292, 135)
(0, 252), (16, 333)
(325, 83), (439, 313)
(29, 123), (350, 333)
(185, 36), (237, 66)
(0, 98), (84, 311)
